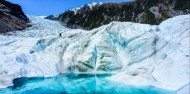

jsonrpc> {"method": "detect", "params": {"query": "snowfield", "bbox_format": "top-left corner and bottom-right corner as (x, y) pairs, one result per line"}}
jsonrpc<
(0, 14), (189, 94)
(70, 2), (103, 14)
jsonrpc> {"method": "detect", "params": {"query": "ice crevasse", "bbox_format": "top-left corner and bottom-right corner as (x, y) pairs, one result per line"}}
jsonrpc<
(0, 14), (189, 94)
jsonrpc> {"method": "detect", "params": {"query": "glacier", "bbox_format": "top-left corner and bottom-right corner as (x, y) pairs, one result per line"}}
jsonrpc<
(0, 14), (189, 94)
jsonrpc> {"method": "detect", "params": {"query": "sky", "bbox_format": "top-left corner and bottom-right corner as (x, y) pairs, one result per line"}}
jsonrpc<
(7, 0), (133, 16)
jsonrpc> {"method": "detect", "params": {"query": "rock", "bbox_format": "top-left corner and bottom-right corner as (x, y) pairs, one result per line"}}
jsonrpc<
(44, 15), (58, 21)
(58, 0), (190, 30)
(0, 0), (29, 33)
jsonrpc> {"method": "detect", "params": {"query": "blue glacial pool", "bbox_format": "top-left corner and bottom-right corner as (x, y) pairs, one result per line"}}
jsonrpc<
(0, 73), (176, 94)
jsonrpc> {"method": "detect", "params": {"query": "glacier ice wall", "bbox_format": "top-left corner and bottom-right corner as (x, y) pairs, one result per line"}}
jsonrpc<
(0, 15), (189, 92)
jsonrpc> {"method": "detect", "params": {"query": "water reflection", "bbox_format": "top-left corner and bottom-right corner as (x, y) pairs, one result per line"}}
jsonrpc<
(0, 73), (175, 94)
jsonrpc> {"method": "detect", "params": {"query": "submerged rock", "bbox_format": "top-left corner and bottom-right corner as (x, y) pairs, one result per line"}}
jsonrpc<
(0, 0), (29, 33)
(58, 0), (190, 30)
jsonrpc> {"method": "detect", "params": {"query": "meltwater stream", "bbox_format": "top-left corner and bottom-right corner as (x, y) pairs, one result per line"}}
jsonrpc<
(0, 74), (175, 94)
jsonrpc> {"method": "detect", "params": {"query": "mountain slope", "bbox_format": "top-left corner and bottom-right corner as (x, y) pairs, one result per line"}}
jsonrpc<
(0, 14), (189, 94)
(58, 0), (190, 30)
(0, 0), (29, 33)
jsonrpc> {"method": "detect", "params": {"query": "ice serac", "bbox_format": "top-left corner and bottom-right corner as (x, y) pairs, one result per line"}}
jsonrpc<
(58, 0), (190, 30)
(107, 14), (190, 93)
(0, 14), (189, 93)
(0, 0), (29, 33)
